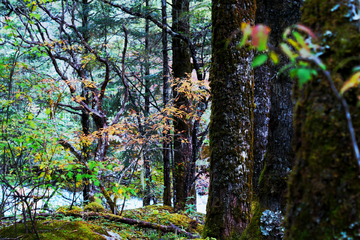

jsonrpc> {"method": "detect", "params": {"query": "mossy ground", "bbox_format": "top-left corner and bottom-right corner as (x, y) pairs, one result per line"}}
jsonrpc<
(0, 219), (109, 240)
(0, 205), (207, 240)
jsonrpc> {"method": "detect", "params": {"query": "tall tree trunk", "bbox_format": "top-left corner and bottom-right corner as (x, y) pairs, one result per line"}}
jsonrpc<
(172, 0), (192, 210)
(258, 0), (301, 212)
(80, 0), (92, 203)
(162, 0), (172, 206)
(285, 1), (360, 239)
(243, 1), (301, 239)
(252, 0), (275, 198)
(143, 0), (152, 207)
(202, 0), (256, 239)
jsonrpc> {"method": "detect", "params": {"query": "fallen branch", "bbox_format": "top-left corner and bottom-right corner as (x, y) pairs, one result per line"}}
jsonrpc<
(37, 211), (200, 239)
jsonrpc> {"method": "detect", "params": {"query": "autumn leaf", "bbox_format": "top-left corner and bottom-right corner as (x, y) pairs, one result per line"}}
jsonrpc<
(251, 25), (270, 51)
(239, 23), (253, 47)
(280, 43), (298, 61)
(269, 51), (279, 64)
(341, 72), (360, 95)
(296, 24), (317, 39)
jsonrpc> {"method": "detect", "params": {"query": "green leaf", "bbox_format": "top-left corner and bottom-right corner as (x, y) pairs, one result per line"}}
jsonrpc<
(94, 180), (100, 187)
(45, 108), (51, 115)
(292, 31), (306, 48)
(76, 174), (83, 181)
(89, 161), (97, 170)
(67, 171), (74, 178)
(29, 121), (36, 128)
(252, 54), (268, 68)
(290, 68), (315, 87)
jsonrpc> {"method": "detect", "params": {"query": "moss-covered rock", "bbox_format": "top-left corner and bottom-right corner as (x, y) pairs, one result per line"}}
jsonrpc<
(56, 205), (83, 214)
(84, 202), (106, 213)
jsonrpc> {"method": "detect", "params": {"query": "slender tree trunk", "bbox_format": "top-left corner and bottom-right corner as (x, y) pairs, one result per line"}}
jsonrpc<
(252, 1), (271, 197)
(162, 0), (172, 206)
(202, 1), (256, 239)
(143, 0), (152, 206)
(285, 1), (360, 238)
(81, 92), (91, 203)
(80, 0), (92, 203)
(172, 0), (192, 210)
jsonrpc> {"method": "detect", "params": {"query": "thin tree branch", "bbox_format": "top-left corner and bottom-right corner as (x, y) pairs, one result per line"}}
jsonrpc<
(111, 25), (129, 125)
(58, 140), (84, 161)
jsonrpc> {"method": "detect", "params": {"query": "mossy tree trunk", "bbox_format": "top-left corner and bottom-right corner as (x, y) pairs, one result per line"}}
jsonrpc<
(202, 1), (256, 239)
(172, 0), (193, 210)
(285, 1), (360, 239)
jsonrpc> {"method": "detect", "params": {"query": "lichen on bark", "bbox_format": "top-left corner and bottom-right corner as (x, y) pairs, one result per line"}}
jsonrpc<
(285, 1), (360, 239)
(202, 0), (256, 239)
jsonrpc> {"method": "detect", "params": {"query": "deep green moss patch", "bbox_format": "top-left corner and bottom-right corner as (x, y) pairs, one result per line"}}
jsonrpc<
(0, 220), (109, 240)
(121, 204), (205, 234)
(0, 205), (207, 239)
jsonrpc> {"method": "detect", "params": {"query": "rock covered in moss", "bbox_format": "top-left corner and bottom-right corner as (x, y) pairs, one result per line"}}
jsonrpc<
(56, 205), (83, 214)
(84, 202), (106, 213)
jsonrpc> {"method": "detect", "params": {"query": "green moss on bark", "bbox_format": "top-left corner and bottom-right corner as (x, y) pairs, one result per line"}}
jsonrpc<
(240, 202), (262, 240)
(285, 1), (360, 239)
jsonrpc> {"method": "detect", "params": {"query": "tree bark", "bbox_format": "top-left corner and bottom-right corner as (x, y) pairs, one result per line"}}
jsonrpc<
(143, 0), (152, 207)
(202, 0), (256, 239)
(162, 0), (172, 206)
(80, 0), (92, 203)
(285, 1), (360, 239)
(172, 0), (192, 210)
(242, 1), (301, 239)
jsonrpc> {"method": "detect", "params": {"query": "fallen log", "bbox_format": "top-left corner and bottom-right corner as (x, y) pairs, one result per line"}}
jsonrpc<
(37, 211), (200, 239)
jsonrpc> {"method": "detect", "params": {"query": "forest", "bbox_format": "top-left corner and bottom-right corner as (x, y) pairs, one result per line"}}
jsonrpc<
(1, 0), (360, 239)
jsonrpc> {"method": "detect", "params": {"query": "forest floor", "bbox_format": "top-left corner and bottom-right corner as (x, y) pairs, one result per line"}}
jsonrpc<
(0, 205), (208, 240)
